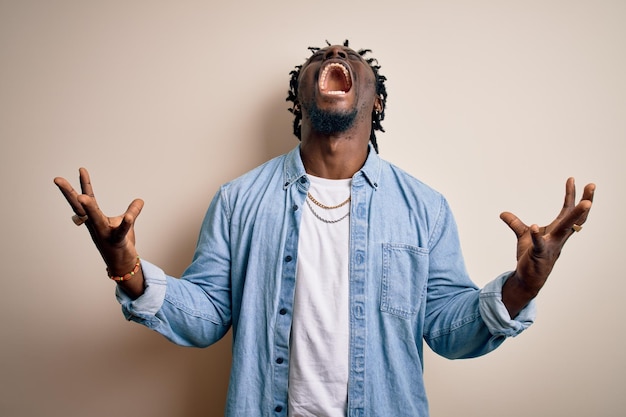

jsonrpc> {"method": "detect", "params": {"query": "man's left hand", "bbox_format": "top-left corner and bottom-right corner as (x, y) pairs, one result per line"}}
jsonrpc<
(500, 177), (595, 318)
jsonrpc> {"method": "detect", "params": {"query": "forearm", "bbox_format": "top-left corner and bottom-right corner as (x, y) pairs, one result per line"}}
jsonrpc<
(425, 290), (506, 359)
(116, 262), (231, 348)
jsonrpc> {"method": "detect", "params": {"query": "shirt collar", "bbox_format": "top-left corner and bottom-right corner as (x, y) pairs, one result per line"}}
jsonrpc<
(283, 143), (381, 190)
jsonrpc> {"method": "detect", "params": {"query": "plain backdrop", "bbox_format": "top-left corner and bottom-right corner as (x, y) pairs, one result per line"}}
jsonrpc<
(1, 1), (624, 416)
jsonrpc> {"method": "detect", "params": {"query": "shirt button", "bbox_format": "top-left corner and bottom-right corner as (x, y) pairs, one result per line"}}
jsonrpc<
(279, 308), (287, 315)
(292, 204), (299, 211)
(284, 255), (293, 262)
(299, 177), (307, 184)
(275, 405), (283, 412)
(276, 357), (284, 364)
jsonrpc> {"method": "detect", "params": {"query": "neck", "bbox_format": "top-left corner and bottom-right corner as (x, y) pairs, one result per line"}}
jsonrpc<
(300, 133), (369, 180)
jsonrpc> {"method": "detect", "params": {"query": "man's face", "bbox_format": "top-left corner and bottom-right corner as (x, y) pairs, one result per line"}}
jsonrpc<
(297, 45), (379, 135)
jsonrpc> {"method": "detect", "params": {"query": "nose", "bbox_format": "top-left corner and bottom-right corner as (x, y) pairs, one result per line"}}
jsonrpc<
(323, 46), (347, 60)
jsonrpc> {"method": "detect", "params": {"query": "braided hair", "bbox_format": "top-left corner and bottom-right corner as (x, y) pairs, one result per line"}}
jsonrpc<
(286, 40), (388, 153)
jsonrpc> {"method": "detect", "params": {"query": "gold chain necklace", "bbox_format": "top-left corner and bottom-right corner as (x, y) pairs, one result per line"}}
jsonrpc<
(305, 198), (350, 224)
(305, 191), (351, 224)
(307, 192), (351, 209)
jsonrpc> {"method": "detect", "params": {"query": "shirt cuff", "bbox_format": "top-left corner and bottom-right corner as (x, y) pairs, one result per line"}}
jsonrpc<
(479, 271), (536, 337)
(115, 259), (167, 322)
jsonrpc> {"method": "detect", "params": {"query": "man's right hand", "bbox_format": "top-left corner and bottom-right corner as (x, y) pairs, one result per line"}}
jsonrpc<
(54, 167), (146, 298)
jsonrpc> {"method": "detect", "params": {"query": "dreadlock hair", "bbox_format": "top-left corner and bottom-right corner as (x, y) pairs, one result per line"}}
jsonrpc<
(286, 40), (388, 154)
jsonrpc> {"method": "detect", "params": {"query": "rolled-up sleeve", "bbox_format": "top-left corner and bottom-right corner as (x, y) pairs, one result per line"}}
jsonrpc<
(479, 272), (536, 337)
(115, 259), (167, 325)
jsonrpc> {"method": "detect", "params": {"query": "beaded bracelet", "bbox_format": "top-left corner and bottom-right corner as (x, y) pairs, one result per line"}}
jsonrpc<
(107, 256), (141, 282)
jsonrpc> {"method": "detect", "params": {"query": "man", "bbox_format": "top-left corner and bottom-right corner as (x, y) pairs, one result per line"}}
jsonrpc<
(55, 41), (595, 416)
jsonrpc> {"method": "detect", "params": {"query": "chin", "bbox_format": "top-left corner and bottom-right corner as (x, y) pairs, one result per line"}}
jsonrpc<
(304, 103), (358, 135)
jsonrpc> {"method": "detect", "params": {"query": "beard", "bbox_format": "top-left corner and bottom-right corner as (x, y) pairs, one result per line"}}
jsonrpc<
(303, 101), (358, 135)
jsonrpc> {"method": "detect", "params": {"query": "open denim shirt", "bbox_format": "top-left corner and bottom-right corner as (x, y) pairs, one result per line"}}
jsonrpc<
(117, 145), (535, 417)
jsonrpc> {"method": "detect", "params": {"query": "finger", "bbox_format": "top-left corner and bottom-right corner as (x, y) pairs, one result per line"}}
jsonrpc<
(79, 167), (96, 198)
(551, 199), (593, 239)
(574, 183), (596, 225)
(53, 176), (87, 215)
(529, 224), (545, 253)
(572, 199), (593, 226)
(76, 193), (107, 230)
(563, 177), (576, 209)
(115, 199), (145, 238)
(552, 179), (594, 234)
(581, 183), (595, 203)
(553, 177), (576, 221)
(500, 211), (529, 238)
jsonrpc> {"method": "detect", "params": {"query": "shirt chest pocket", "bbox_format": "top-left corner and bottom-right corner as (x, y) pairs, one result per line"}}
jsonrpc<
(380, 243), (429, 319)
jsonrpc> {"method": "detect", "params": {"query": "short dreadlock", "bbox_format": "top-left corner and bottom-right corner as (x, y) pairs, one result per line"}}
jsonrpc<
(286, 40), (388, 153)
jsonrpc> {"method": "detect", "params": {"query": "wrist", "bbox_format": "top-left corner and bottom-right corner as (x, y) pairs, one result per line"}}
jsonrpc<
(506, 272), (540, 299)
(107, 255), (141, 282)
(502, 272), (539, 318)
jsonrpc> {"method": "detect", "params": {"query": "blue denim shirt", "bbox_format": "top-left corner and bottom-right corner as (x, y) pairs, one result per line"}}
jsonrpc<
(117, 145), (535, 417)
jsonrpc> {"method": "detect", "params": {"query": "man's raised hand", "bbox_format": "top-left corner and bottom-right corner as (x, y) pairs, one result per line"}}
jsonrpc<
(500, 177), (595, 317)
(54, 168), (146, 297)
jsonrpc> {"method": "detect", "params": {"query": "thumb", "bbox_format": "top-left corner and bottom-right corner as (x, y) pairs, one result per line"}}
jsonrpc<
(500, 211), (528, 238)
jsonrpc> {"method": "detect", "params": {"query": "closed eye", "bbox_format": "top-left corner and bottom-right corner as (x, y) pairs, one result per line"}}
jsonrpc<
(310, 51), (324, 61)
(347, 50), (366, 62)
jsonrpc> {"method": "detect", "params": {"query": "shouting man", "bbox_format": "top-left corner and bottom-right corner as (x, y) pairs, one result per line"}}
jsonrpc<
(55, 41), (595, 417)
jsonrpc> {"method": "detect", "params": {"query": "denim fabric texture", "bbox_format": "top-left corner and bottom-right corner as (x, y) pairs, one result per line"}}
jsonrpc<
(117, 145), (534, 417)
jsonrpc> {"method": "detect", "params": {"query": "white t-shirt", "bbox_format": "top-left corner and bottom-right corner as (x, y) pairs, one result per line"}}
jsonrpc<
(288, 175), (351, 417)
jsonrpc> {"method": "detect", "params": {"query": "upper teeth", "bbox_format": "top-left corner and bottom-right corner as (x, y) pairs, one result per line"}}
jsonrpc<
(320, 63), (351, 93)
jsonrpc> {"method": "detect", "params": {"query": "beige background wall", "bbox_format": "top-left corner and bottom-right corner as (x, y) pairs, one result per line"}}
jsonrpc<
(1, 1), (624, 416)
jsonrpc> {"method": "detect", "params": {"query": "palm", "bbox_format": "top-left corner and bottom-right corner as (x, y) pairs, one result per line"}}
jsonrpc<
(54, 167), (143, 270)
(500, 178), (594, 294)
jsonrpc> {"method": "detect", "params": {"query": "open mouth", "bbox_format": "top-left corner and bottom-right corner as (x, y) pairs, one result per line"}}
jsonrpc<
(318, 62), (352, 95)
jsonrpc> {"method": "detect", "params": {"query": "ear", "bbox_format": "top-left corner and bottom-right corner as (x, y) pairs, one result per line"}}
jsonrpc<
(374, 96), (383, 113)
